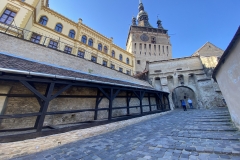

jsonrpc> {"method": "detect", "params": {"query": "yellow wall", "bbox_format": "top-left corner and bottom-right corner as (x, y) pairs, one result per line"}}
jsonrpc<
(0, 0), (135, 74)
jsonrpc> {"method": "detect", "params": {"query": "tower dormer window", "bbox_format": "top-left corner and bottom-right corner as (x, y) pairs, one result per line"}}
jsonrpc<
(151, 37), (156, 44)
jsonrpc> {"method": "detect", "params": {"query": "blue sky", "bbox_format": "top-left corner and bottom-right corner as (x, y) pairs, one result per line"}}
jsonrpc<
(49, 0), (240, 58)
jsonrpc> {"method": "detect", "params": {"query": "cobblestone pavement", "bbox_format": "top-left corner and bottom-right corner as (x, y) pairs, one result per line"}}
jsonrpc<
(13, 108), (240, 160)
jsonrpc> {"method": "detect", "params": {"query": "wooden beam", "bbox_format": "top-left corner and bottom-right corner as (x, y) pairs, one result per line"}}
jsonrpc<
(20, 80), (47, 101)
(98, 87), (110, 100)
(0, 113), (41, 119)
(50, 84), (71, 100)
(94, 89), (101, 120)
(35, 82), (55, 132)
(148, 93), (152, 112)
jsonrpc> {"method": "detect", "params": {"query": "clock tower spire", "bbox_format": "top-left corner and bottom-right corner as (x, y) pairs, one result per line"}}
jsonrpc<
(126, 1), (172, 74)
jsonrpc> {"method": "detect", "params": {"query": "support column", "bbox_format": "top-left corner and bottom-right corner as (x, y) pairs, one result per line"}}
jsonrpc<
(148, 93), (152, 111)
(20, 81), (71, 132)
(94, 89), (103, 120)
(126, 92), (133, 115)
(108, 88), (113, 120)
(133, 91), (145, 114)
(35, 83), (55, 132)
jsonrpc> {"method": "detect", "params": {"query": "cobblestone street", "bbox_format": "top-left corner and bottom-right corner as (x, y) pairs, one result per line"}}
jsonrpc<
(13, 108), (240, 160)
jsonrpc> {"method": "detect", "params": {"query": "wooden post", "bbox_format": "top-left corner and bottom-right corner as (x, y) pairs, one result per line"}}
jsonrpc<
(148, 93), (152, 111)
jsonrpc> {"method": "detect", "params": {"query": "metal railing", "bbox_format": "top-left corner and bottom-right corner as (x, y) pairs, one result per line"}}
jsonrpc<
(0, 21), (139, 76)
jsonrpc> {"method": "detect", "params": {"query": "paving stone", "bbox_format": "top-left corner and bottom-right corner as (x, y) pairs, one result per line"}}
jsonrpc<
(10, 108), (240, 160)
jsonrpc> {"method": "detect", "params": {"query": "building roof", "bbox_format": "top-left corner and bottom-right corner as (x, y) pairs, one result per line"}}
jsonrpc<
(0, 53), (156, 91)
(192, 42), (224, 57)
(212, 26), (240, 81)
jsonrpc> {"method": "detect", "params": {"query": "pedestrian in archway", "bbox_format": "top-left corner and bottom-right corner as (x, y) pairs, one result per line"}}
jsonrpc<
(181, 100), (187, 111)
(188, 98), (193, 109)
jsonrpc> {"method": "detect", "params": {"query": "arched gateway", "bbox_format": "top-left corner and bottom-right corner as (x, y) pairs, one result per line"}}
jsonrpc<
(172, 86), (196, 109)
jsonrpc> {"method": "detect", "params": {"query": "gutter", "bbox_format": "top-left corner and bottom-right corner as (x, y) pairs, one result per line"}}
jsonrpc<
(0, 68), (158, 91)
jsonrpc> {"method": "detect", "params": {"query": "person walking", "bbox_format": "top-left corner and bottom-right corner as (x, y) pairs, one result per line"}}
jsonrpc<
(181, 100), (187, 111)
(188, 98), (193, 109)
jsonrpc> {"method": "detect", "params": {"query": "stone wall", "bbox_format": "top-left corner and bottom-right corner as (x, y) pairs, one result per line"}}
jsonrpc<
(215, 39), (240, 129)
(0, 81), (157, 130)
(148, 56), (225, 109)
(0, 33), (151, 88)
(196, 79), (225, 109)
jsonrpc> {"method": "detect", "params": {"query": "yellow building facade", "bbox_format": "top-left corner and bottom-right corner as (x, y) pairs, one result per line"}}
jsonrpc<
(0, 0), (135, 75)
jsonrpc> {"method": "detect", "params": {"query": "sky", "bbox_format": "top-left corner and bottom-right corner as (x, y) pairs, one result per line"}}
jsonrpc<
(49, 0), (240, 58)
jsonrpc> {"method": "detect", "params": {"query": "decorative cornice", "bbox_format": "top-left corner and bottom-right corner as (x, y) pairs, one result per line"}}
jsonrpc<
(10, 0), (35, 10)
(6, 3), (20, 12)
(41, 6), (78, 27)
(81, 24), (111, 44)
(112, 44), (134, 57)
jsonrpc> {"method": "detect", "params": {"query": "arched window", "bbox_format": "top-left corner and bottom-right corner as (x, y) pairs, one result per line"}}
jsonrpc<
(119, 54), (123, 61)
(98, 43), (102, 51)
(68, 30), (75, 38)
(38, 16), (48, 26)
(104, 46), (108, 53)
(88, 38), (93, 47)
(126, 58), (129, 64)
(55, 23), (62, 32)
(81, 35), (87, 44)
(112, 50), (115, 58)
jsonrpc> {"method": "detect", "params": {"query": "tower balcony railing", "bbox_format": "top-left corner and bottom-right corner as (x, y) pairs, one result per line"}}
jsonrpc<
(0, 21), (142, 77)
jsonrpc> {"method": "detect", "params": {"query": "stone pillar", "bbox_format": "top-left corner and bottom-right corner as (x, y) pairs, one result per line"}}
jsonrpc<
(184, 74), (189, 86)
(173, 75), (178, 86)
(152, 77), (156, 88)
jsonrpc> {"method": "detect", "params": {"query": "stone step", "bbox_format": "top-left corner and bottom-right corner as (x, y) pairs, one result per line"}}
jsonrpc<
(193, 117), (231, 119)
(183, 128), (238, 131)
(190, 122), (233, 126)
(149, 144), (240, 156)
(193, 119), (231, 122)
(169, 132), (240, 141)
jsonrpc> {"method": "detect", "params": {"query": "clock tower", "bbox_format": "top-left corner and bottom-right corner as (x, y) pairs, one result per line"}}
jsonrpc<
(126, 1), (172, 73)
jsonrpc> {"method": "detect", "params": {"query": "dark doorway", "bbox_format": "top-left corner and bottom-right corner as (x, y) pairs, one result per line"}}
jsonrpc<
(172, 86), (196, 109)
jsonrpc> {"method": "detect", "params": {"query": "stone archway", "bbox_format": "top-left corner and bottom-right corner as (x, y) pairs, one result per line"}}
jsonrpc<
(172, 86), (197, 109)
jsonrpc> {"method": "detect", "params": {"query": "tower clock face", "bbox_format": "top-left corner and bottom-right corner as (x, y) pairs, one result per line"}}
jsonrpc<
(140, 34), (149, 42)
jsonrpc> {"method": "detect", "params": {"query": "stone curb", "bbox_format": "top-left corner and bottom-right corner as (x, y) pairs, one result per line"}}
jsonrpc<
(0, 110), (172, 160)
